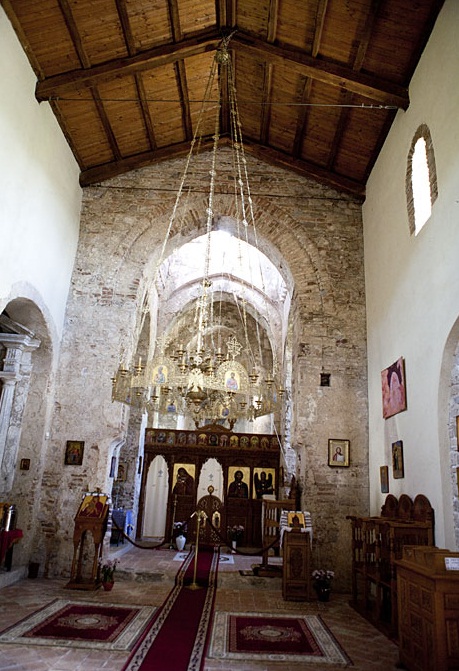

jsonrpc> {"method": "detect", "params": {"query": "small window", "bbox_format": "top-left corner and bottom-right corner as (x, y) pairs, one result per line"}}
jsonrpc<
(406, 124), (438, 236)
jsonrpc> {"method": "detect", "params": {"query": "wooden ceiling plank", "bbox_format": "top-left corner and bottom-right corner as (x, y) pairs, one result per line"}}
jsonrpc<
(327, 1), (381, 170)
(175, 61), (193, 140)
(79, 132), (365, 200)
(241, 140), (365, 200)
(114, 1), (157, 152)
(327, 91), (352, 169)
(35, 28), (222, 101)
(168, 0), (183, 43)
(353, 0), (382, 71)
(79, 136), (219, 186)
(91, 87), (121, 161)
(1, 0), (46, 79)
(232, 32), (409, 109)
(57, 0), (91, 69)
(260, 63), (273, 145)
(135, 74), (158, 151)
(293, 77), (312, 159)
(266, 0), (279, 43)
(312, 0), (329, 58)
(115, 0), (136, 56)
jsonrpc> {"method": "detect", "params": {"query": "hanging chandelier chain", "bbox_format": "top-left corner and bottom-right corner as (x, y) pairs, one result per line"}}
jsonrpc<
(111, 36), (286, 427)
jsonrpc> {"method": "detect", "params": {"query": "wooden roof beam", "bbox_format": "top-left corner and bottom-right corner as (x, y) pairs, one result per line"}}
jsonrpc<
(36, 27), (222, 101)
(232, 32), (409, 109)
(79, 134), (365, 199)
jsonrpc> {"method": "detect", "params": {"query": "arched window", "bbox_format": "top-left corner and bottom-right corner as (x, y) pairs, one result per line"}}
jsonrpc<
(406, 124), (438, 235)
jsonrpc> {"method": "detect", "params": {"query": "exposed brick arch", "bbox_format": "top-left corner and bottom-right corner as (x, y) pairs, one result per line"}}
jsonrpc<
(100, 191), (336, 336)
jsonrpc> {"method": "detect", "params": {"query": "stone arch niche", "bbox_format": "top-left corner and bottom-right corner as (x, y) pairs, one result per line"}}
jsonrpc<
(0, 296), (54, 571)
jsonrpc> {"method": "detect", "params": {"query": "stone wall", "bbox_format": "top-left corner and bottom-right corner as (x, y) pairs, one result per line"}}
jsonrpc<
(41, 150), (368, 588)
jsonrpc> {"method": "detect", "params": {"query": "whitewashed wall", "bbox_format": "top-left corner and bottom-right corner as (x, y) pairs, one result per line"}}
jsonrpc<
(363, 0), (459, 548)
(0, 8), (81, 338)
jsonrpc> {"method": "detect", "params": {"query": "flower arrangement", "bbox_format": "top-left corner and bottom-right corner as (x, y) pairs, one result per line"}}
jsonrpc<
(99, 558), (120, 583)
(312, 569), (335, 586)
(228, 524), (244, 541)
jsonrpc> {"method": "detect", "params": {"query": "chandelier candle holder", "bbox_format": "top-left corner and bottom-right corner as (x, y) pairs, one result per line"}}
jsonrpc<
(111, 34), (287, 430)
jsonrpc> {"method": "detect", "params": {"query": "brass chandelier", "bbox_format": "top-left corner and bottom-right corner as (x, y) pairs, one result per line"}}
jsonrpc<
(111, 34), (287, 429)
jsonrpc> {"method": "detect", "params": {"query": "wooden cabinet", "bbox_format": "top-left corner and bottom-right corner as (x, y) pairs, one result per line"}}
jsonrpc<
(397, 546), (459, 671)
(282, 528), (312, 601)
(347, 494), (434, 637)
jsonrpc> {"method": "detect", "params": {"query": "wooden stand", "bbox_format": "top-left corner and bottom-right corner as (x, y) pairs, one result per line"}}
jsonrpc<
(397, 546), (459, 671)
(282, 528), (312, 601)
(66, 494), (109, 590)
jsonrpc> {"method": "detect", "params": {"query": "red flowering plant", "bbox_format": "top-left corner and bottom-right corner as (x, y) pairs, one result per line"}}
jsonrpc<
(99, 558), (120, 583)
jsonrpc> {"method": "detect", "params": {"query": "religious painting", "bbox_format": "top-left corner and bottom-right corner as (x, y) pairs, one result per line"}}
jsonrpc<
(230, 435), (239, 448)
(20, 458), (30, 471)
(224, 369), (240, 392)
(240, 435), (249, 448)
(380, 466), (389, 493)
(381, 357), (407, 419)
(77, 493), (108, 518)
(328, 439), (350, 467)
(152, 364), (167, 385)
(64, 440), (84, 465)
(117, 462), (127, 481)
(227, 466), (250, 499)
(287, 511), (305, 528)
(172, 463), (196, 496)
(253, 468), (275, 499)
(392, 440), (404, 479)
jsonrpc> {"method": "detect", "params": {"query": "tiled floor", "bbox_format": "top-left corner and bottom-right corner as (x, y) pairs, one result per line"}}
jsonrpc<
(0, 544), (401, 670)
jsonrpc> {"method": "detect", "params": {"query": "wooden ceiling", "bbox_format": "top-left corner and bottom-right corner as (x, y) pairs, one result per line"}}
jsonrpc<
(3, 0), (444, 198)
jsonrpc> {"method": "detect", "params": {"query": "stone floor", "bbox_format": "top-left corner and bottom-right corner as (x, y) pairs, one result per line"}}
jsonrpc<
(0, 543), (401, 670)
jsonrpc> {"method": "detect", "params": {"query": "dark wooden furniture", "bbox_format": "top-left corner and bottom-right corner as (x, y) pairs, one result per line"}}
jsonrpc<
(282, 527), (312, 601)
(347, 494), (434, 637)
(397, 545), (459, 671)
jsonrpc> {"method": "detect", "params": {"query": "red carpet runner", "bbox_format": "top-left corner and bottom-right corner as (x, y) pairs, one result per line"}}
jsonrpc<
(122, 547), (219, 671)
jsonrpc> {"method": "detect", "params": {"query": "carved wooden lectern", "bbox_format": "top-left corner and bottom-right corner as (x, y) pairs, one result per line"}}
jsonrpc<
(66, 493), (109, 590)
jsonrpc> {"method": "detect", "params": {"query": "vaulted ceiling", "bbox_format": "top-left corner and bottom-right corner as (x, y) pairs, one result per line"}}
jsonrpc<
(3, 0), (444, 199)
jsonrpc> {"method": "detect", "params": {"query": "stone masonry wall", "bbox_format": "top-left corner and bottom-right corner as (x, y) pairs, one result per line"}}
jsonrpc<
(44, 150), (368, 590)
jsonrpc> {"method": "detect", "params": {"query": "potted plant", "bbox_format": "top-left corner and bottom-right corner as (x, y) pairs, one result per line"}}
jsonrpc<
(99, 558), (120, 590)
(227, 524), (244, 553)
(312, 569), (335, 601)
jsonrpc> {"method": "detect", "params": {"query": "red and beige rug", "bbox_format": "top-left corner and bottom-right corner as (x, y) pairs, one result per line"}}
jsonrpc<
(208, 611), (353, 666)
(0, 599), (156, 651)
(122, 547), (219, 671)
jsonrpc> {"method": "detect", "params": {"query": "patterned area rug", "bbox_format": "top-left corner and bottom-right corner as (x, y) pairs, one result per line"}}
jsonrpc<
(0, 599), (156, 651)
(208, 612), (353, 666)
